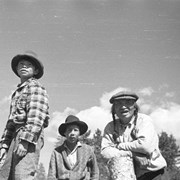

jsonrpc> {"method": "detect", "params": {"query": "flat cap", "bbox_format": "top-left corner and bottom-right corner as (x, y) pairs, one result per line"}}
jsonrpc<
(109, 91), (139, 104)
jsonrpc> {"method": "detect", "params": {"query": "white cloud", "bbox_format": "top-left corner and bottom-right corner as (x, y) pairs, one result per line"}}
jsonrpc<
(47, 107), (77, 132)
(47, 86), (180, 143)
(47, 103), (112, 141)
(138, 87), (154, 96)
(99, 87), (130, 109)
(77, 106), (111, 136)
(150, 102), (180, 139)
(165, 92), (175, 98)
(46, 137), (58, 144)
(0, 95), (11, 106)
(140, 103), (153, 114)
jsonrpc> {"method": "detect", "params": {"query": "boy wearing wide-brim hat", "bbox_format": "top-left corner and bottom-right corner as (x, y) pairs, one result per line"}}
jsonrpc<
(101, 90), (169, 180)
(48, 115), (99, 180)
(0, 51), (49, 180)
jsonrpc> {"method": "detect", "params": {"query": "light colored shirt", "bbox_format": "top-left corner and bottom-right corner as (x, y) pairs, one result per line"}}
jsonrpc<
(101, 113), (167, 177)
(65, 141), (82, 169)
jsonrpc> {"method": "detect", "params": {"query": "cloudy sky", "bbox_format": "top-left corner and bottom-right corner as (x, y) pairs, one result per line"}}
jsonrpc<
(0, 0), (180, 172)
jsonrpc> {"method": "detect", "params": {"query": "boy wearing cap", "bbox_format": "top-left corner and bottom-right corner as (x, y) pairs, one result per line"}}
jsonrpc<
(47, 115), (99, 180)
(0, 51), (49, 180)
(101, 91), (168, 180)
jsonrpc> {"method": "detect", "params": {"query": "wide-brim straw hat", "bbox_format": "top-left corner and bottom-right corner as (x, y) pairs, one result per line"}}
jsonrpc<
(11, 51), (44, 79)
(58, 115), (88, 137)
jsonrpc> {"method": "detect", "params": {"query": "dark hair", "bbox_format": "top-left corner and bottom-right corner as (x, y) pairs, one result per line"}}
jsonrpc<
(21, 57), (38, 70)
(111, 103), (139, 143)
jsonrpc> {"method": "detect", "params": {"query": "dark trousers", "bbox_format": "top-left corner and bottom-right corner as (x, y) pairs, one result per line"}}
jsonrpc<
(137, 168), (170, 180)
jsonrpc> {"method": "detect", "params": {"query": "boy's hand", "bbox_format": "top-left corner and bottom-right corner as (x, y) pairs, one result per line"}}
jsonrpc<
(16, 140), (29, 157)
(0, 148), (7, 163)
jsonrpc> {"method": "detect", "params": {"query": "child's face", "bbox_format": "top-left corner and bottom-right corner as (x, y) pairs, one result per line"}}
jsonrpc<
(16, 60), (38, 82)
(64, 124), (80, 144)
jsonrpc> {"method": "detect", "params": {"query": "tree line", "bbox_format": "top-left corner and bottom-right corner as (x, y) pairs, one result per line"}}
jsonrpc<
(36, 129), (180, 180)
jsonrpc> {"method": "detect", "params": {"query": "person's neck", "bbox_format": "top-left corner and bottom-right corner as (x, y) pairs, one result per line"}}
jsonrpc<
(20, 77), (33, 84)
(65, 141), (78, 152)
(119, 116), (134, 125)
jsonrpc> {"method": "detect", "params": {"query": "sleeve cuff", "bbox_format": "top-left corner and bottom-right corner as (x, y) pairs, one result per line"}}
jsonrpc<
(0, 144), (9, 149)
(19, 131), (38, 145)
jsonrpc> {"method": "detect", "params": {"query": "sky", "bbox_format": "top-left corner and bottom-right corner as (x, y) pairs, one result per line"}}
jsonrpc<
(0, 0), (180, 173)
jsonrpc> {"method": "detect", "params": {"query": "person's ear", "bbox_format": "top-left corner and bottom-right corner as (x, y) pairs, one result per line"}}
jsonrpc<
(34, 69), (39, 75)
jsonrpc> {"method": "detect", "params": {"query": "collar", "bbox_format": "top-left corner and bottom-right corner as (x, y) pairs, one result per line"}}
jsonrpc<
(17, 77), (35, 88)
(117, 115), (136, 128)
(64, 141), (82, 153)
(129, 115), (135, 125)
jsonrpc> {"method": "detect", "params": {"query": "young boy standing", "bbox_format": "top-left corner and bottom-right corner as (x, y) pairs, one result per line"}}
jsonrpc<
(0, 51), (49, 180)
(47, 115), (99, 180)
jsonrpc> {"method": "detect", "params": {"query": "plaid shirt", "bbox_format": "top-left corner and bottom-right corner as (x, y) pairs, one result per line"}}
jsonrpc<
(0, 78), (49, 148)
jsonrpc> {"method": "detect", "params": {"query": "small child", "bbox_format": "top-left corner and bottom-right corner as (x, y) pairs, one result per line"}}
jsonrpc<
(47, 115), (99, 180)
(0, 51), (49, 180)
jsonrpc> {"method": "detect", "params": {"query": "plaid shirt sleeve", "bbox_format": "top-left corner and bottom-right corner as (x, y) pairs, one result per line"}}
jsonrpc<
(19, 81), (49, 144)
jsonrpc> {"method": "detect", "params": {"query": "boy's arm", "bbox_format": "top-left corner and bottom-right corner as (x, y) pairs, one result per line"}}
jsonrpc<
(88, 151), (99, 180)
(0, 120), (16, 149)
(0, 148), (7, 167)
(47, 151), (59, 180)
(19, 83), (49, 145)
